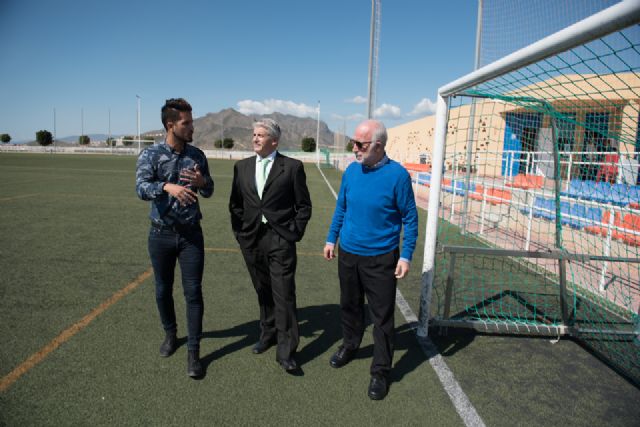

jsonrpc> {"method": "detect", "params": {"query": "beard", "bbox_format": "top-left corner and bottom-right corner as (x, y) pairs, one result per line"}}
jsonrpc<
(174, 130), (193, 144)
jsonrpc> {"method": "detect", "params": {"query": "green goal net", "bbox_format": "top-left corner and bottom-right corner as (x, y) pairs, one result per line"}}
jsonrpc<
(421, 1), (640, 386)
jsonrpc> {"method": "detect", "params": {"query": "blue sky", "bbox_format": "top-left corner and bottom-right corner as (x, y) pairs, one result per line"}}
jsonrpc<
(0, 0), (480, 142)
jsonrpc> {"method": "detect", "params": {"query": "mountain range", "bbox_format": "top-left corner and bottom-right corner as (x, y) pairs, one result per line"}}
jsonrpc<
(147, 108), (337, 151)
(14, 109), (341, 150)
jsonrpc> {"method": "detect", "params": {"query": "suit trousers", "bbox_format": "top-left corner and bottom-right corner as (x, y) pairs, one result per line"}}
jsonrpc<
(240, 224), (299, 361)
(338, 246), (399, 377)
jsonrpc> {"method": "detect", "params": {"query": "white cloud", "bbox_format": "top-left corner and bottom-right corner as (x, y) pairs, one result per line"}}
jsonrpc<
(236, 99), (318, 117)
(331, 113), (366, 122)
(345, 95), (367, 104)
(408, 98), (437, 116)
(373, 103), (402, 119)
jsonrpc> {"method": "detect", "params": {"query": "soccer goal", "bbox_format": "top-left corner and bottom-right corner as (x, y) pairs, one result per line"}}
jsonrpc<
(418, 0), (640, 386)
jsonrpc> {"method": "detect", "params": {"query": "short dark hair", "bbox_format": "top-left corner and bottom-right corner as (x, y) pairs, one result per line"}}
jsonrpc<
(161, 98), (192, 130)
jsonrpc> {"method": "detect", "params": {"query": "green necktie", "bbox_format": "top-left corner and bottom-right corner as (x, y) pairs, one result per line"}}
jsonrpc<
(257, 158), (270, 199)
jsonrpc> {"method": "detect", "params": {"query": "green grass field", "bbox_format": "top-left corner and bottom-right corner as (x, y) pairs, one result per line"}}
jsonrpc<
(1, 153), (639, 426)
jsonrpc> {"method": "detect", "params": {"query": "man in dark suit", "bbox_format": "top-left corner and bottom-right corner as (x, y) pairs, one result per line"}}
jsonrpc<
(229, 118), (312, 372)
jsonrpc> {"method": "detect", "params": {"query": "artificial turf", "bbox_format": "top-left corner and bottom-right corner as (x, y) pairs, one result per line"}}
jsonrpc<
(0, 153), (638, 426)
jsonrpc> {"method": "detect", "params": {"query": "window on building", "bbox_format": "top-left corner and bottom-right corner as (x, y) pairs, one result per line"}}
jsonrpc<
(557, 112), (576, 151)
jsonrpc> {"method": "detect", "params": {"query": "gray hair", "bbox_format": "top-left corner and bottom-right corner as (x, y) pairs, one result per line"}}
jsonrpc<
(370, 120), (387, 147)
(253, 118), (281, 141)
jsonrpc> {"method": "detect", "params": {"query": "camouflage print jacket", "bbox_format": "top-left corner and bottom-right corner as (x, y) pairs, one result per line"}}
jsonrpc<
(135, 142), (214, 226)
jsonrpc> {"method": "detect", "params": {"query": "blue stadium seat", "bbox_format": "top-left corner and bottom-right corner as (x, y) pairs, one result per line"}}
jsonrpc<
(562, 203), (586, 229)
(590, 182), (612, 204)
(530, 196), (546, 217)
(416, 173), (431, 186)
(628, 185), (640, 205)
(561, 179), (584, 199)
(443, 179), (476, 195)
(583, 206), (603, 227)
(610, 183), (631, 206)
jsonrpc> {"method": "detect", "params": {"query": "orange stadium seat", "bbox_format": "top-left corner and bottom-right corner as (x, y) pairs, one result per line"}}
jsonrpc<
(486, 188), (511, 205)
(403, 163), (432, 172)
(468, 184), (485, 201)
(613, 213), (640, 246)
(506, 174), (544, 190)
(585, 210), (621, 236)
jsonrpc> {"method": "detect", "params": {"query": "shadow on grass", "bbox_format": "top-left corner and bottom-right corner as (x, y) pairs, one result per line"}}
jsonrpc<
(428, 328), (477, 358)
(390, 323), (476, 385)
(194, 302), (460, 386)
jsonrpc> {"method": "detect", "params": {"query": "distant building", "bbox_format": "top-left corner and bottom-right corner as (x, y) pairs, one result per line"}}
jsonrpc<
(387, 73), (640, 181)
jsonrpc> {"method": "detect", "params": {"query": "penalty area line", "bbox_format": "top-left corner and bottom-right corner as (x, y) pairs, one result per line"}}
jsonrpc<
(0, 268), (153, 393)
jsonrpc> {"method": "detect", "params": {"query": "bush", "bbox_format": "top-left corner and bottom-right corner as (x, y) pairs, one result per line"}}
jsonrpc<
(301, 137), (316, 152)
(36, 130), (53, 146)
(0, 134), (10, 143)
(223, 138), (234, 149)
(122, 136), (134, 146)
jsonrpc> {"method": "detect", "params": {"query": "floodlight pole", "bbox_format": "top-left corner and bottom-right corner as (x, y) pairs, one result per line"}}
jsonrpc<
(460, 0), (483, 234)
(108, 108), (112, 153)
(136, 95), (141, 153)
(316, 101), (321, 167)
(53, 108), (56, 150)
(366, 0), (381, 119)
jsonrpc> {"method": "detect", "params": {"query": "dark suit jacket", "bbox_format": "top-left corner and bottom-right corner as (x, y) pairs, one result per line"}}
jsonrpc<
(229, 152), (312, 248)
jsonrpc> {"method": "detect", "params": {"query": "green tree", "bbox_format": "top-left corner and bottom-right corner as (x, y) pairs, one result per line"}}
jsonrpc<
(223, 137), (234, 149)
(36, 130), (53, 146)
(0, 133), (11, 143)
(301, 137), (316, 152)
(106, 137), (116, 147)
(214, 139), (223, 148)
(143, 136), (155, 146)
(78, 135), (90, 145)
(122, 136), (134, 146)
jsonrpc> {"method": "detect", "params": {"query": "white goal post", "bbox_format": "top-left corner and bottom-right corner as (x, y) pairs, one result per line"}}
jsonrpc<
(418, 0), (640, 337)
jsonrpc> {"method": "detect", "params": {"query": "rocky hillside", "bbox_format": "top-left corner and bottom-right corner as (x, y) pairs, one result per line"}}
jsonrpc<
(147, 108), (335, 151)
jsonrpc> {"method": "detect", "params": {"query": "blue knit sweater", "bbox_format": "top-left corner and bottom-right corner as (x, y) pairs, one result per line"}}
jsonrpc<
(326, 157), (419, 261)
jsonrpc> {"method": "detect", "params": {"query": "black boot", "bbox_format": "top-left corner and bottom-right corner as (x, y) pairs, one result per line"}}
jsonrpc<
(187, 349), (203, 378)
(159, 332), (177, 357)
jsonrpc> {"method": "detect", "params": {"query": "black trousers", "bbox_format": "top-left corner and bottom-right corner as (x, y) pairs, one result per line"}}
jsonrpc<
(338, 246), (398, 377)
(240, 224), (299, 361)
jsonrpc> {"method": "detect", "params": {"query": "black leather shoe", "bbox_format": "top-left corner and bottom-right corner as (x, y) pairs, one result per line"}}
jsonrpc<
(252, 339), (276, 354)
(277, 357), (298, 372)
(187, 350), (203, 378)
(329, 345), (357, 368)
(159, 332), (177, 357)
(368, 374), (388, 400)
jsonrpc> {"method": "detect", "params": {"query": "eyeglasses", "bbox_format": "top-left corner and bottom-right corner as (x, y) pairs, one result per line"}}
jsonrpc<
(351, 139), (373, 150)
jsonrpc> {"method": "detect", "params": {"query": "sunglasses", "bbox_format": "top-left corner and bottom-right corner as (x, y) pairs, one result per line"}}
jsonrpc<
(351, 139), (373, 150)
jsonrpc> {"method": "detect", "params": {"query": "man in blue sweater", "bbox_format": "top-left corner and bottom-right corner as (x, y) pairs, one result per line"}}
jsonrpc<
(323, 119), (418, 400)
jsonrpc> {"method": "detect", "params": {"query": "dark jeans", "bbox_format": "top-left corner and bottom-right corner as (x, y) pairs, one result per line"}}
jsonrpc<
(148, 224), (204, 351)
(338, 246), (399, 377)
